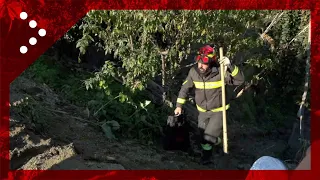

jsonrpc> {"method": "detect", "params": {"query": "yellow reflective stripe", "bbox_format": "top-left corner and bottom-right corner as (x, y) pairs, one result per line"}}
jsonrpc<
(211, 104), (230, 112)
(177, 98), (186, 104)
(196, 105), (207, 112)
(231, 66), (239, 76)
(193, 81), (222, 89)
(183, 80), (188, 85)
(196, 104), (230, 112)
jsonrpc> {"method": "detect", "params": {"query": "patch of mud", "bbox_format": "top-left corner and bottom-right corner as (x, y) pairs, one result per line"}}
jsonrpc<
(10, 122), (52, 169)
(21, 144), (76, 170)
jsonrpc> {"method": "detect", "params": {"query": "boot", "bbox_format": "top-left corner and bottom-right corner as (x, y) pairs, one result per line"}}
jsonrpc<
(200, 146), (213, 165)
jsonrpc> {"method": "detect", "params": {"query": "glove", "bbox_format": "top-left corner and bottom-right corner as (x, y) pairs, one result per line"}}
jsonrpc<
(174, 107), (182, 116)
(218, 57), (231, 66)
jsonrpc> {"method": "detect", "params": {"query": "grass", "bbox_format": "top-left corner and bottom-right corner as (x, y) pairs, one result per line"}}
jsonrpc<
(24, 55), (98, 106)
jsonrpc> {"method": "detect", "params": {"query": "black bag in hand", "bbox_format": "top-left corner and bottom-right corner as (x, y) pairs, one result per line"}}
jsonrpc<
(162, 113), (191, 152)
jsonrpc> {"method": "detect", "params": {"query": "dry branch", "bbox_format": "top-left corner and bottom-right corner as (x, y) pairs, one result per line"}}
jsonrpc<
(297, 20), (311, 139)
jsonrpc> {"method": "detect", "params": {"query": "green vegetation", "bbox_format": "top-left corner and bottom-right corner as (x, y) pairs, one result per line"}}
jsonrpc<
(23, 10), (310, 144)
(23, 55), (172, 143)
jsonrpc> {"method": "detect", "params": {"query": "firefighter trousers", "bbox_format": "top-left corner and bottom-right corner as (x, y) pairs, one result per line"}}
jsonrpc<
(197, 111), (222, 147)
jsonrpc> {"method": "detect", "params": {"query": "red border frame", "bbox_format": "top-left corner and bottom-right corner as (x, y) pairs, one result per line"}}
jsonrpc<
(1, 0), (319, 179)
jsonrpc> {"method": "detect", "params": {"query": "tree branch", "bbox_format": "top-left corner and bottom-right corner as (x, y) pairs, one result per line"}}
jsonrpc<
(259, 12), (284, 50)
(297, 20), (311, 139)
(262, 11), (285, 35)
(234, 68), (266, 99)
(129, 35), (134, 51)
(289, 24), (310, 44)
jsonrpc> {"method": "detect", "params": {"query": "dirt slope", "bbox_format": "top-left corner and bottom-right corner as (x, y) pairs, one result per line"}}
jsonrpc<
(9, 75), (299, 171)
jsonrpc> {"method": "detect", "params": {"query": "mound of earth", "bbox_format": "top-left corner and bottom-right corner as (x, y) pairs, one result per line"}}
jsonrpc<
(9, 75), (300, 171)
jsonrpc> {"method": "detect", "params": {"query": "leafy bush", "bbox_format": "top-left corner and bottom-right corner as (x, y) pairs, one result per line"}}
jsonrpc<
(24, 55), (172, 142)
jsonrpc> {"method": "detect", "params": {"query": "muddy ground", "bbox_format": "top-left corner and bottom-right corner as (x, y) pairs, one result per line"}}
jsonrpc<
(9, 75), (305, 171)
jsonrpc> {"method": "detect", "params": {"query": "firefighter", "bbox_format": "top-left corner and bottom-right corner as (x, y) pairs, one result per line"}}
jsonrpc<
(174, 45), (245, 165)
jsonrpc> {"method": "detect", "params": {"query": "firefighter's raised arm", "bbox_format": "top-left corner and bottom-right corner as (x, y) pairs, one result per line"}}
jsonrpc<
(219, 57), (245, 86)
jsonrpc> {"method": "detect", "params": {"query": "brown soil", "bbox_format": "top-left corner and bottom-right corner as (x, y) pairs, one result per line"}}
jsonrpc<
(9, 76), (299, 171)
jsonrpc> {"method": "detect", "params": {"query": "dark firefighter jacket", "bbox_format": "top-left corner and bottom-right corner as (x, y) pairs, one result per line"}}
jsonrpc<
(176, 64), (244, 113)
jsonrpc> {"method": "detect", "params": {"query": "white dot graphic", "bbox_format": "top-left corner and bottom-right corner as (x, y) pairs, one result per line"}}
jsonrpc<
(29, 37), (37, 45)
(20, 12), (28, 20)
(29, 20), (37, 28)
(20, 46), (28, 54)
(38, 29), (46, 37)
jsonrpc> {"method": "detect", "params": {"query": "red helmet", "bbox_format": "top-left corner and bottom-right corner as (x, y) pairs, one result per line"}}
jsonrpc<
(195, 45), (217, 64)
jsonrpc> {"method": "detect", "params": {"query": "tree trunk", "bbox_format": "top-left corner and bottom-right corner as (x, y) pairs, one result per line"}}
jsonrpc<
(296, 20), (311, 139)
(161, 54), (166, 103)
